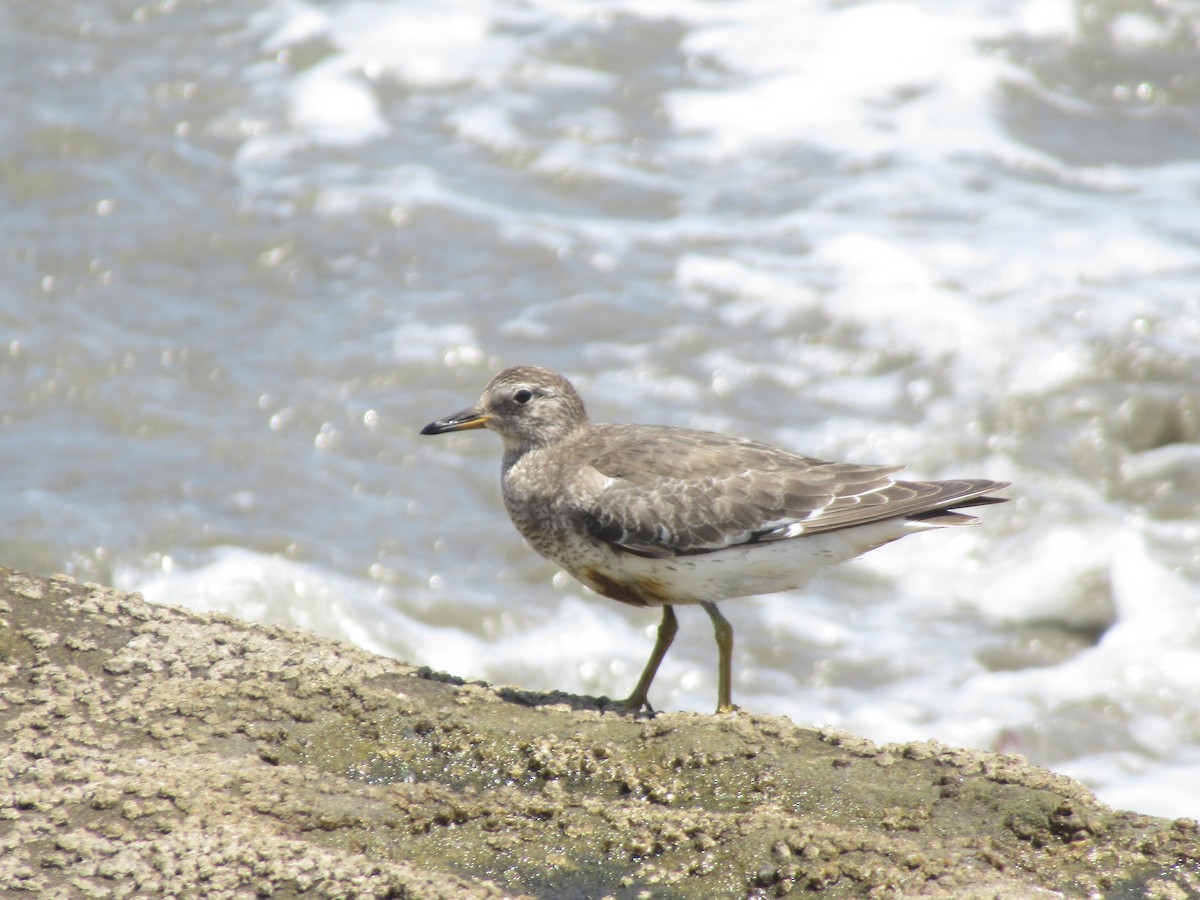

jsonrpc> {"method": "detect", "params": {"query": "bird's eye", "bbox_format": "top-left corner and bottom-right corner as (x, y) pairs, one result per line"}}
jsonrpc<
(513, 388), (533, 404)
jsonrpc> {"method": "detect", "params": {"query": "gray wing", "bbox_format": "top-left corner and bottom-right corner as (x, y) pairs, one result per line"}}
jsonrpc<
(572, 425), (1007, 558)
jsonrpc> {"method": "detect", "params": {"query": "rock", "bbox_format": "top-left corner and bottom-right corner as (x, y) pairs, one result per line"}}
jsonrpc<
(1, 566), (1196, 898)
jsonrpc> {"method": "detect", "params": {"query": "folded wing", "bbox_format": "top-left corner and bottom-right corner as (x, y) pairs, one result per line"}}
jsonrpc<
(571, 425), (1007, 558)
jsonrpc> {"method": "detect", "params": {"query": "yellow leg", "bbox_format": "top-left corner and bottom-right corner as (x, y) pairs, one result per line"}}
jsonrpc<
(701, 601), (737, 712)
(619, 605), (678, 713)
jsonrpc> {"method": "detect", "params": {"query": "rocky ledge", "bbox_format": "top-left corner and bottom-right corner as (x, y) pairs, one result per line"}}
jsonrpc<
(1, 566), (1197, 898)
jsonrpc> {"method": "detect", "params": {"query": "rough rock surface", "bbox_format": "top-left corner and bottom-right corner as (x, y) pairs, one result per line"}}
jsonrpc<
(1, 565), (1197, 898)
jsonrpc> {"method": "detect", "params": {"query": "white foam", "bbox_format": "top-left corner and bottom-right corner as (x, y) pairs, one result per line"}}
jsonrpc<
(1107, 534), (1200, 649)
(1109, 12), (1170, 49)
(810, 233), (1004, 359)
(675, 254), (818, 328)
(262, 0), (515, 89)
(1081, 758), (1200, 820)
(666, 2), (1023, 159)
(118, 548), (400, 657)
(972, 522), (1124, 630)
(117, 548), (534, 678)
(390, 321), (483, 366)
(288, 59), (387, 145)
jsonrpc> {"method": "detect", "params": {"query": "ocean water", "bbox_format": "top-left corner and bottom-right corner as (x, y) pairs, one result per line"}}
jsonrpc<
(4, 0), (1200, 820)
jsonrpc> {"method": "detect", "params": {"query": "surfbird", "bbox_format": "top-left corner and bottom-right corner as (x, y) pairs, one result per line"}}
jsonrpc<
(421, 365), (1008, 713)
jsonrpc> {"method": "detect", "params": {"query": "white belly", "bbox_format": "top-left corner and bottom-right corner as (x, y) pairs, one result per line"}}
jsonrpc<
(552, 517), (932, 606)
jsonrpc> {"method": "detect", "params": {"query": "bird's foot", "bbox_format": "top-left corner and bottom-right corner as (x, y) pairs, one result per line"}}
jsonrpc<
(602, 693), (657, 716)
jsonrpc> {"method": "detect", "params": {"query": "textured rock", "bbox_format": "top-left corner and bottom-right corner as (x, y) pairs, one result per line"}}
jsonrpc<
(1, 566), (1197, 898)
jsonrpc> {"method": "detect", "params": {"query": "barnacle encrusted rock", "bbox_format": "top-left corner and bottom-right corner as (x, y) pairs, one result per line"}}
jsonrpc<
(1, 566), (1197, 898)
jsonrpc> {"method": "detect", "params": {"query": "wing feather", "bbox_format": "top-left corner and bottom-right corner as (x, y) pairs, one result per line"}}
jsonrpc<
(562, 425), (1008, 557)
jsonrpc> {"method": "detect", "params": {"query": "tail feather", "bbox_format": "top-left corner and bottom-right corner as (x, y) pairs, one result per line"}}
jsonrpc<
(905, 486), (1010, 528)
(938, 494), (1010, 511)
(907, 510), (980, 527)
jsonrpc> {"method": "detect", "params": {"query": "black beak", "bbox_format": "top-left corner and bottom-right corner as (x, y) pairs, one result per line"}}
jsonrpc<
(420, 406), (492, 435)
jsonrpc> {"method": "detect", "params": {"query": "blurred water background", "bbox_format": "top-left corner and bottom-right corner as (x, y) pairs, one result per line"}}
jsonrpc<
(5, 0), (1200, 818)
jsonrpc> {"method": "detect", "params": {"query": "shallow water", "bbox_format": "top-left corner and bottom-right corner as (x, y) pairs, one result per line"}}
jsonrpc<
(4, 0), (1200, 819)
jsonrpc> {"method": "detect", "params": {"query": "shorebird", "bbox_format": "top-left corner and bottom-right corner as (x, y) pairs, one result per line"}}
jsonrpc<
(421, 365), (1008, 713)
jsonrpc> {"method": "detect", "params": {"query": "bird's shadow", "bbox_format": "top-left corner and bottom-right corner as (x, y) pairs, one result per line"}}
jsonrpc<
(411, 665), (658, 717)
